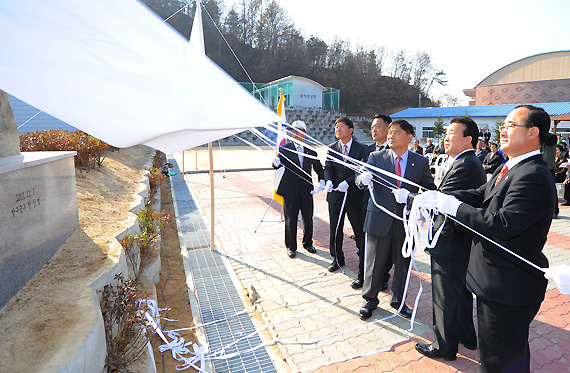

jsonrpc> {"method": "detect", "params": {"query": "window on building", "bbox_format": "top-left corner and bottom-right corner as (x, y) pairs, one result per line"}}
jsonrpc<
(423, 127), (434, 139)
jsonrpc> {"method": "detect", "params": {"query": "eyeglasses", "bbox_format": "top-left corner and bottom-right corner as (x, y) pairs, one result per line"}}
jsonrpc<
(500, 122), (532, 132)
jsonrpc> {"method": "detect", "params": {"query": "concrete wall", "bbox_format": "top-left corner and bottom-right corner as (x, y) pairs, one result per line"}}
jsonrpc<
(0, 151), (79, 309)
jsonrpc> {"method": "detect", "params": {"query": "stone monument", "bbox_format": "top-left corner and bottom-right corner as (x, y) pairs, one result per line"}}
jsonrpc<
(0, 89), (79, 309)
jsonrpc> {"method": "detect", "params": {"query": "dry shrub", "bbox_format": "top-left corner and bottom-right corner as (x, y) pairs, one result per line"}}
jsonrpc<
(20, 130), (112, 169)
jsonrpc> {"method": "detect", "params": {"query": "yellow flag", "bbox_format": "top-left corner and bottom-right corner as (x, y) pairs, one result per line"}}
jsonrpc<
(274, 89), (287, 205)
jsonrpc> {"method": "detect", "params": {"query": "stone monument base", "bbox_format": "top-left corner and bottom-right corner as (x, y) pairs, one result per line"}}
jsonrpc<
(0, 151), (78, 309)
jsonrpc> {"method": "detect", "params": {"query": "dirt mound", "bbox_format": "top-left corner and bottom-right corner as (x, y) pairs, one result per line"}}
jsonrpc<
(0, 145), (154, 371)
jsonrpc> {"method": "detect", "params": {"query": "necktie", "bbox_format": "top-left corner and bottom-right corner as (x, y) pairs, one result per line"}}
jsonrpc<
(297, 145), (303, 166)
(377, 145), (384, 152)
(494, 165), (508, 187)
(395, 156), (402, 187)
(342, 144), (348, 161)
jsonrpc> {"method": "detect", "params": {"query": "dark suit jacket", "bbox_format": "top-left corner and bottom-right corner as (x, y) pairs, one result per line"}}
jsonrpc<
(411, 146), (424, 155)
(324, 139), (365, 206)
(361, 143), (388, 210)
(275, 141), (324, 199)
(356, 150), (435, 237)
(452, 154), (555, 306)
(475, 148), (487, 163)
(483, 151), (503, 174)
(428, 150), (486, 259)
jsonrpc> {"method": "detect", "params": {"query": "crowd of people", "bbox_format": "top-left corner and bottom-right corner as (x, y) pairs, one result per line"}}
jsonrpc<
(272, 105), (563, 372)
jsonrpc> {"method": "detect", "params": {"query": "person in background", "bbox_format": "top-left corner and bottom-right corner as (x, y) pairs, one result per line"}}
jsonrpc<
(483, 128), (491, 143)
(435, 140), (446, 155)
(410, 139), (424, 155)
(482, 142), (503, 174)
(476, 137), (488, 163)
(425, 138), (435, 154)
(554, 145), (568, 183)
(542, 132), (558, 218)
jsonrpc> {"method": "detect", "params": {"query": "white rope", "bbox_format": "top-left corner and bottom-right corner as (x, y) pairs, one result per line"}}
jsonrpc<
(17, 109), (42, 129)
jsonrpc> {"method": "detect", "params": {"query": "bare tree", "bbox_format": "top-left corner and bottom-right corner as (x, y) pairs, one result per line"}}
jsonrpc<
(256, 0), (291, 52)
(326, 37), (349, 69)
(306, 36), (328, 68)
(375, 46), (387, 75)
(390, 49), (411, 83)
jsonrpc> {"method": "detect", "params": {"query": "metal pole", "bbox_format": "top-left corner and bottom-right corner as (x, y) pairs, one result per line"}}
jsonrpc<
(208, 142), (215, 250)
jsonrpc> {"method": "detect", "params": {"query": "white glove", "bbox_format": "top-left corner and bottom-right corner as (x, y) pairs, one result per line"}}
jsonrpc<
(324, 180), (334, 193)
(360, 171), (373, 186)
(272, 156), (281, 167)
(544, 265), (570, 296)
(436, 191), (462, 216)
(392, 188), (410, 204)
(336, 180), (349, 193)
(311, 180), (326, 195)
(412, 190), (438, 210)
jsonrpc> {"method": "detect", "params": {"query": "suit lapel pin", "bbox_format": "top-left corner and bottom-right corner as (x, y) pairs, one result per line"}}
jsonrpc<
(411, 163), (415, 167)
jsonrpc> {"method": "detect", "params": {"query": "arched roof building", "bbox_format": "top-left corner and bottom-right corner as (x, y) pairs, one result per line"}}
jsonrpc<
(464, 51), (570, 106)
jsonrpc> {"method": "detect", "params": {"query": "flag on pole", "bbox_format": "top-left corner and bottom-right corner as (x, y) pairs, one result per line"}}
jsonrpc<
(273, 88), (287, 205)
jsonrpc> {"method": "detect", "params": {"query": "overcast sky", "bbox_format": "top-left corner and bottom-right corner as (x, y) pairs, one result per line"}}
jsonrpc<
(226, 0), (570, 106)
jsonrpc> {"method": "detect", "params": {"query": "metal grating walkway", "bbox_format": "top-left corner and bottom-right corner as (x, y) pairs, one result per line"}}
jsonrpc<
(169, 158), (277, 373)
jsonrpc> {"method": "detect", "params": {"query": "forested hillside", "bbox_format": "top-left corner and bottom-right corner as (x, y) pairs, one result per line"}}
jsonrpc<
(142, 0), (448, 115)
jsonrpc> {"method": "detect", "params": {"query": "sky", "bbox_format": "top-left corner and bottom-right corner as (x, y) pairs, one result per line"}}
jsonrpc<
(226, 0), (570, 106)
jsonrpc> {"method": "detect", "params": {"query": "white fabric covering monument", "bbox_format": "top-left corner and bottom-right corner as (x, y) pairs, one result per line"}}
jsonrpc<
(0, 0), (281, 155)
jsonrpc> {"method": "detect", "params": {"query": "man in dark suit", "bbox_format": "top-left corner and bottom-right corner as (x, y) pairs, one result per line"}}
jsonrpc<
(356, 119), (435, 320)
(410, 139), (424, 155)
(324, 117), (365, 273)
(482, 142), (503, 174)
(425, 138), (435, 154)
(475, 137), (488, 163)
(431, 105), (555, 372)
(273, 121), (324, 258)
(414, 117), (486, 361)
(355, 114), (392, 290)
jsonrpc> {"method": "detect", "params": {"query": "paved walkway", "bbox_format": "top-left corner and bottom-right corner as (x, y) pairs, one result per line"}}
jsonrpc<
(174, 154), (570, 372)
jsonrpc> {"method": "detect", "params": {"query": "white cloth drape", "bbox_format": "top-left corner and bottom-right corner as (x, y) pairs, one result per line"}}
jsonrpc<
(0, 0), (280, 154)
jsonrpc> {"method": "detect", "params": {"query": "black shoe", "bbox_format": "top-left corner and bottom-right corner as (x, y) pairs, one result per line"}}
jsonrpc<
(351, 279), (364, 289)
(415, 343), (456, 361)
(287, 249), (296, 258)
(390, 302), (413, 319)
(328, 262), (341, 272)
(459, 339), (477, 350)
(562, 201), (570, 206)
(359, 301), (377, 320)
(304, 245), (317, 254)
(381, 280), (389, 291)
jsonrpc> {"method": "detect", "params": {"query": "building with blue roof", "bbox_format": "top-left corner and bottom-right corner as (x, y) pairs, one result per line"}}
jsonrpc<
(391, 102), (570, 141)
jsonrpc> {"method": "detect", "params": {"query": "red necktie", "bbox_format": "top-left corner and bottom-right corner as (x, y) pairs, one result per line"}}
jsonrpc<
(494, 165), (508, 187)
(395, 156), (402, 187)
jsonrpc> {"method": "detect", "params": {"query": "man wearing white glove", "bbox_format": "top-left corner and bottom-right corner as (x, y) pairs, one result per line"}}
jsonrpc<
(324, 117), (365, 273)
(413, 117), (486, 362)
(273, 121), (324, 259)
(357, 114), (393, 291)
(355, 120), (435, 320)
(444, 106), (555, 372)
